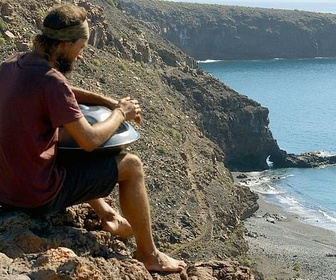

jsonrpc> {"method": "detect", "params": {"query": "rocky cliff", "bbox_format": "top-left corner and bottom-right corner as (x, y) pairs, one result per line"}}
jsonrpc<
(1, 0), (335, 278)
(0, 0), (270, 279)
(117, 0), (336, 170)
(118, 0), (336, 60)
(0, 1), (285, 171)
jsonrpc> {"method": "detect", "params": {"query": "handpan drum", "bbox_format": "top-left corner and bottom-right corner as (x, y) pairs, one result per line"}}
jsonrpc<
(58, 104), (140, 154)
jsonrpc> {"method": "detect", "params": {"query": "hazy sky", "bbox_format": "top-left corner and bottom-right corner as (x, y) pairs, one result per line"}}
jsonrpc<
(162, 0), (336, 14)
(163, 0), (333, 3)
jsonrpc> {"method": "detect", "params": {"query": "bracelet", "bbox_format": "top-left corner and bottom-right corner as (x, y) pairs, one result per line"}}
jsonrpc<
(115, 107), (126, 119)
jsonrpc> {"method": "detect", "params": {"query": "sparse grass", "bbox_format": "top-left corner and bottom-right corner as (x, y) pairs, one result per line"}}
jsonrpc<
(0, 18), (7, 31)
(150, 205), (156, 218)
(170, 128), (183, 141)
(105, 0), (116, 6)
(93, 59), (102, 67)
(157, 124), (165, 131)
(136, 61), (145, 68)
(295, 272), (301, 278)
(157, 146), (169, 155)
(293, 262), (301, 278)
(293, 262), (301, 271)
(118, 62), (128, 72)
(238, 257), (253, 267)
(170, 227), (182, 239)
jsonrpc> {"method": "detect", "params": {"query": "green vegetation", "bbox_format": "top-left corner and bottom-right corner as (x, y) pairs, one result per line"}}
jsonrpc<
(263, 262), (301, 279)
(170, 227), (182, 239)
(157, 146), (169, 155)
(93, 59), (102, 67)
(293, 262), (301, 278)
(118, 62), (128, 72)
(135, 61), (145, 68)
(0, 18), (7, 31)
(170, 128), (183, 142)
(238, 256), (253, 267)
(105, 0), (117, 7)
(0, 36), (5, 44)
(293, 262), (301, 271)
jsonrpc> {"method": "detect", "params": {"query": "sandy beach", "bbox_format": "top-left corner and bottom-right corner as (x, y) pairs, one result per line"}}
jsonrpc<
(243, 194), (336, 279)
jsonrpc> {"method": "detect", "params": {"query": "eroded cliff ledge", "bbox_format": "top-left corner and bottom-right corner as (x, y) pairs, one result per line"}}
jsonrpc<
(119, 0), (336, 60)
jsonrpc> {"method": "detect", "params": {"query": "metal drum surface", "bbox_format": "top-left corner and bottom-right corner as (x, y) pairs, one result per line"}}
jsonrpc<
(58, 104), (140, 153)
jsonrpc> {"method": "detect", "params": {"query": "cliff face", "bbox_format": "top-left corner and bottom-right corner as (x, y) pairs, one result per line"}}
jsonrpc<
(118, 0), (336, 60)
(161, 68), (283, 171)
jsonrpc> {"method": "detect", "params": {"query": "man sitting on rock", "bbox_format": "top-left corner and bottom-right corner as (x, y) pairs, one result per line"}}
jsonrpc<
(0, 3), (186, 273)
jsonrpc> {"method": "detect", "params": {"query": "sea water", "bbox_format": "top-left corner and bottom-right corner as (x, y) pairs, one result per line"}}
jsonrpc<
(199, 58), (336, 232)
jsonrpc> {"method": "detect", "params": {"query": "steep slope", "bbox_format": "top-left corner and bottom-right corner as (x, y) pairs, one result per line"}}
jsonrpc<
(0, 0), (285, 172)
(0, 0), (275, 278)
(119, 0), (336, 60)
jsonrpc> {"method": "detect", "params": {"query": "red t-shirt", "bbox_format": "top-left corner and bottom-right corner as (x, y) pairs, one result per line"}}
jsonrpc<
(0, 52), (83, 208)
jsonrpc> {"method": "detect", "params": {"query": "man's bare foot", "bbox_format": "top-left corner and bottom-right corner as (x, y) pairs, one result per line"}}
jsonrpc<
(88, 199), (133, 239)
(135, 249), (187, 272)
(101, 212), (133, 239)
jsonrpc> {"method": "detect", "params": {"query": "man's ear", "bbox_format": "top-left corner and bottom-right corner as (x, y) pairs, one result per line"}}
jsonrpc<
(59, 41), (72, 50)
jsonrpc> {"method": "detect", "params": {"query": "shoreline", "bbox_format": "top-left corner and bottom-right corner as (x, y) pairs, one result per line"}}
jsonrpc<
(233, 172), (336, 279)
(243, 193), (336, 279)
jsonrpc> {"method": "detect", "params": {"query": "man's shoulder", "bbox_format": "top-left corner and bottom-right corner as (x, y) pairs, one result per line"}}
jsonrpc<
(45, 67), (67, 82)
(1, 53), (21, 66)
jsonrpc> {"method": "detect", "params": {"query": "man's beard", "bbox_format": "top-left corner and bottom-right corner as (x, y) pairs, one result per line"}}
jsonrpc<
(55, 53), (74, 75)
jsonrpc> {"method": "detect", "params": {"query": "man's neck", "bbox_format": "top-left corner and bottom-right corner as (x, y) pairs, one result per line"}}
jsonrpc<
(32, 45), (56, 68)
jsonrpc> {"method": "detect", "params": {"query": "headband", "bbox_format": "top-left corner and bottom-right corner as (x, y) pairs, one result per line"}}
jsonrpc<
(42, 20), (89, 41)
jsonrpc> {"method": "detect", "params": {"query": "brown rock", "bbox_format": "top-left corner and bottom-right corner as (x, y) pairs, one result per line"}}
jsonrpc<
(13, 229), (44, 254)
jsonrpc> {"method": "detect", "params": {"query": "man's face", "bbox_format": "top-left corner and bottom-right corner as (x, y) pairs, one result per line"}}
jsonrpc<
(55, 38), (88, 74)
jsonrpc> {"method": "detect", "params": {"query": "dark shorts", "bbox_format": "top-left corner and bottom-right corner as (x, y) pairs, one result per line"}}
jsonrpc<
(27, 150), (119, 216)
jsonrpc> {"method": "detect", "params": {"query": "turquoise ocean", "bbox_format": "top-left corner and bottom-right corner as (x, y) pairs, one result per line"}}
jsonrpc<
(200, 58), (336, 232)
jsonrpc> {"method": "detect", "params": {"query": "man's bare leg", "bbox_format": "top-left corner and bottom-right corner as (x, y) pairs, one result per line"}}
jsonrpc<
(115, 153), (186, 272)
(89, 198), (133, 239)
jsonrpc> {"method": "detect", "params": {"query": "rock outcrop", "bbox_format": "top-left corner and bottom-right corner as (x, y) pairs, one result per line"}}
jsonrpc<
(271, 151), (336, 168)
(0, 207), (256, 279)
(119, 0), (336, 60)
(0, 0), (262, 278)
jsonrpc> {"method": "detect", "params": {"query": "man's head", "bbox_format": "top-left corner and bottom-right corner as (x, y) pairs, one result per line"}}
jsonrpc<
(34, 4), (89, 74)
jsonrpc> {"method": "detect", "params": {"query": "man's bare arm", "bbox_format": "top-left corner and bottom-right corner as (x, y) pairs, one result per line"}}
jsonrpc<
(63, 97), (141, 151)
(63, 108), (125, 152)
(71, 86), (118, 110)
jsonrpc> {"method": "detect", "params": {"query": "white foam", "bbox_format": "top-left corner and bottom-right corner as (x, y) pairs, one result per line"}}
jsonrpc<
(237, 171), (282, 195)
(318, 150), (336, 157)
(197, 59), (223, 63)
(250, 184), (280, 195)
(271, 193), (336, 232)
(318, 209), (336, 223)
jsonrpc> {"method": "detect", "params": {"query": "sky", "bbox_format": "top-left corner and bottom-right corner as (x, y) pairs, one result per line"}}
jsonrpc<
(162, 1), (336, 14)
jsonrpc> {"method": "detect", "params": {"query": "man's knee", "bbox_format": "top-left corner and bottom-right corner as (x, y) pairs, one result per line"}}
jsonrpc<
(116, 153), (143, 178)
(124, 153), (143, 169)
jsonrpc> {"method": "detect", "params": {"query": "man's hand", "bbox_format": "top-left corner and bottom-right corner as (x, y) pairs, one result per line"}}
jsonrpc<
(117, 97), (142, 124)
